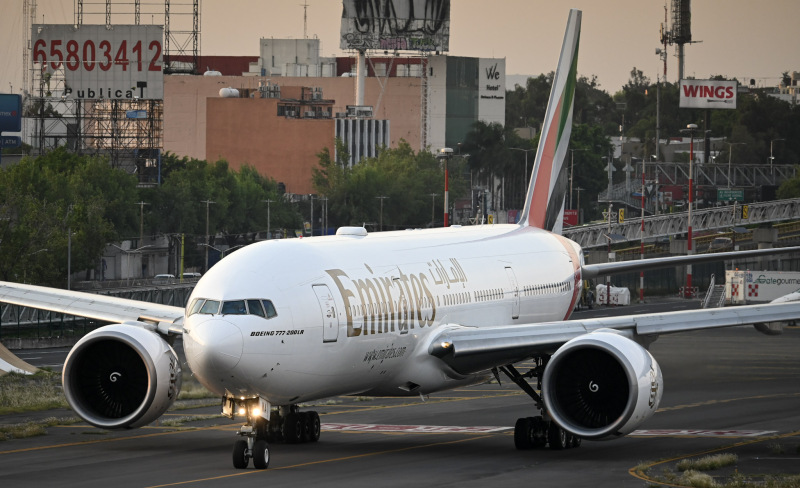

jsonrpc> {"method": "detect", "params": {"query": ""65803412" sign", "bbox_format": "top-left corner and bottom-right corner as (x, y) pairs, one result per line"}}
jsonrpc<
(32, 24), (164, 100)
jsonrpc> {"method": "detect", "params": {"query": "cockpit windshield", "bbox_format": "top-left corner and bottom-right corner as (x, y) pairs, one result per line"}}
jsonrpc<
(188, 298), (277, 319)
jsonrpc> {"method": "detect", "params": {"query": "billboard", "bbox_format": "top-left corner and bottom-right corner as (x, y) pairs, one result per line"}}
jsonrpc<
(679, 79), (737, 109)
(340, 0), (450, 52)
(32, 24), (163, 100)
(0, 94), (22, 132)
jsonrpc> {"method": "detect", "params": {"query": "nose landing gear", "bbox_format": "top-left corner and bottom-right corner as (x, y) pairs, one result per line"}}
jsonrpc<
(226, 397), (320, 470)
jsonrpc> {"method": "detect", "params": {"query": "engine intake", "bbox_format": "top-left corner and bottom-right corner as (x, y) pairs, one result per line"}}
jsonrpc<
(541, 329), (662, 440)
(62, 324), (181, 430)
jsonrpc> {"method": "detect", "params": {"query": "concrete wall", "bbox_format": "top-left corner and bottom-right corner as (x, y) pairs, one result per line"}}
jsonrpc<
(206, 98), (335, 195)
(165, 75), (422, 163)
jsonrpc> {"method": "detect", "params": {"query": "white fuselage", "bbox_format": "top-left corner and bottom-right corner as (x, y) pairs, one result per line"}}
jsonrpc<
(182, 224), (584, 405)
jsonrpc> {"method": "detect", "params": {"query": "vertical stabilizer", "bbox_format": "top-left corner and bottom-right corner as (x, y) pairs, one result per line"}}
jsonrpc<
(518, 9), (581, 233)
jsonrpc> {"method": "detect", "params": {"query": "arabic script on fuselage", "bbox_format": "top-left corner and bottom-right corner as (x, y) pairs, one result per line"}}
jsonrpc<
(326, 258), (468, 337)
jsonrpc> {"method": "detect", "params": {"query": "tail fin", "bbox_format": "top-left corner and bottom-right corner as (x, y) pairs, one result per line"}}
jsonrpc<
(518, 9), (581, 233)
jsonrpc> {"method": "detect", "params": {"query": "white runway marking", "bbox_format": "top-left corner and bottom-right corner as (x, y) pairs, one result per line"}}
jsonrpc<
(631, 429), (777, 437)
(323, 423), (512, 434)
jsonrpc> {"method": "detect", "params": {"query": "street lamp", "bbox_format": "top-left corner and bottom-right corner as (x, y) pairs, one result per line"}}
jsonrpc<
(262, 199), (274, 239)
(770, 138), (785, 173)
(135, 201), (150, 244)
(438, 148), (453, 227)
(201, 200), (216, 272)
(569, 148), (587, 209)
(429, 193), (438, 227)
(199, 243), (245, 263)
(679, 124), (697, 298)
(112, 244), (153, 282)
(375, 196), (388, 231)
(726, 142), (746, 188)
(510, 147), (535, 206)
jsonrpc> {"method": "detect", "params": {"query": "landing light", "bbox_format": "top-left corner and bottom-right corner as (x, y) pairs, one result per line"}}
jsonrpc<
(252, 407), (262, 417)
(441, 341), (452, 349)
(238, 407), (246, 416)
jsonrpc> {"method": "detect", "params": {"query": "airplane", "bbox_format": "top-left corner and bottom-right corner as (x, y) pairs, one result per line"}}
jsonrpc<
(2, 9), (800, 471)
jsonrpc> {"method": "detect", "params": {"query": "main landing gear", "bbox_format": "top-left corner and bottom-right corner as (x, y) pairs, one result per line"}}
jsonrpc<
(496, 360), (582, 451)
(226, 398), (321, 470)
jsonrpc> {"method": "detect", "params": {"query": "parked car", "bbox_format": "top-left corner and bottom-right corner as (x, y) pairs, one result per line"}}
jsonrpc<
(152, 273), (175, 284)
(708, 237), (733, 252)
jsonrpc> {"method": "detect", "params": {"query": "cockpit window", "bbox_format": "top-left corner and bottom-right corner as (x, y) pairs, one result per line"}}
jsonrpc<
(199, 300), (220, 314)
(262, 300), (277, 318)
(188, 298), (205, 316)
(221, 300), (247, 315)
(247, 299), (265, 318)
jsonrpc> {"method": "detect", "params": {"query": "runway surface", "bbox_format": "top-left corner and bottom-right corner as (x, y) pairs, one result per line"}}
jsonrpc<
(1, 301), (799, 487)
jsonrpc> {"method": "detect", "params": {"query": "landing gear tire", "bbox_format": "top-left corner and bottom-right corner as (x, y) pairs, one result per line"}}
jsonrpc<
(303, 411), (321, 443)
(252, 440), (270, 469)
(547, 423), (568, 450)
(283, 412), (303, 444)
(514, 417), (534, 450)
(569, 433), (582, 448)
(232, 439), (249, 469)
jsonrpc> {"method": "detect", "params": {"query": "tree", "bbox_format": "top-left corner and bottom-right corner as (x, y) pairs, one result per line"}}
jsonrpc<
(0, 148), (139, 285)
(313, 140), (465, 229)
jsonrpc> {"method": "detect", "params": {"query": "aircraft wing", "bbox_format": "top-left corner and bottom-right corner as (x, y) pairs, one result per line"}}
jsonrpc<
(581, 246), (800, 279)
(428, 301), (800, 375)
(0, 281), (185, 336)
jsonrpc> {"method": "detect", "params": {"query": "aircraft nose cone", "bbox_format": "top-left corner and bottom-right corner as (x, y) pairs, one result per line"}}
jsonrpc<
(185, 318), (243, 373)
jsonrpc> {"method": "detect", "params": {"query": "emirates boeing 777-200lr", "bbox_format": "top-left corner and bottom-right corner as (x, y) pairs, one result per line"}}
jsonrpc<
(2, 9), (800, 470)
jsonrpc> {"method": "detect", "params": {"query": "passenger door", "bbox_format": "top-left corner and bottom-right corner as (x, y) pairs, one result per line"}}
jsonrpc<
(313, 284), (339, 342)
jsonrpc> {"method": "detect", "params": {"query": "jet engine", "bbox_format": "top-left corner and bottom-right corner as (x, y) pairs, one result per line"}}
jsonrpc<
(541, 329), (662, 440)
(62, 323), (182, 430)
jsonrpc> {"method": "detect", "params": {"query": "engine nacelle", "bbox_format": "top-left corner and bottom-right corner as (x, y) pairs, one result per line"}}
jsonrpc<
(541, 329), (662, 440)
(62, 323), (182, 430)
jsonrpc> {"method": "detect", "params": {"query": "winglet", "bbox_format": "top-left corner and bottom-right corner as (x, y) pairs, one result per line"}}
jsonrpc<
(518, 9), (581, 233)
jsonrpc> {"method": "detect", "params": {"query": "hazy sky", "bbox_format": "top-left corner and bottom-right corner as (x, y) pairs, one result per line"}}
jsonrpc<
(1, 0), (798, 95)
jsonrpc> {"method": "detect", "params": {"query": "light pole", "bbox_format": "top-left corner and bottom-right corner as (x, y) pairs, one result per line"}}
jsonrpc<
(510, 147), (534, 206)
(770, 138), (784, 173)
(112, 244), (153, 282)
(200, 243), (244, 263)
(680, 124), (697, 298)
(438, 148), (453, 227)
(639, 156), (646, 303)
(135, 201), (150, 245)
(375, 196), (388, 231)
(574, 187), (584, 223)
(569, 148), (587, 209)
(726, 142), (746, 189)
(320, 197), (328, 235)
(429, 193), (438, 227)
(309, 195), (314, 236)
(262, 199), (274, 239)
(201, 200), (215, 272)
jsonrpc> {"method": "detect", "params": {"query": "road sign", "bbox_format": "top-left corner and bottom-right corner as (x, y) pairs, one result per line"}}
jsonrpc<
(718, 188), (744, 202)
(1, 136), (21, 148)
(742, 205), (749, 219)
